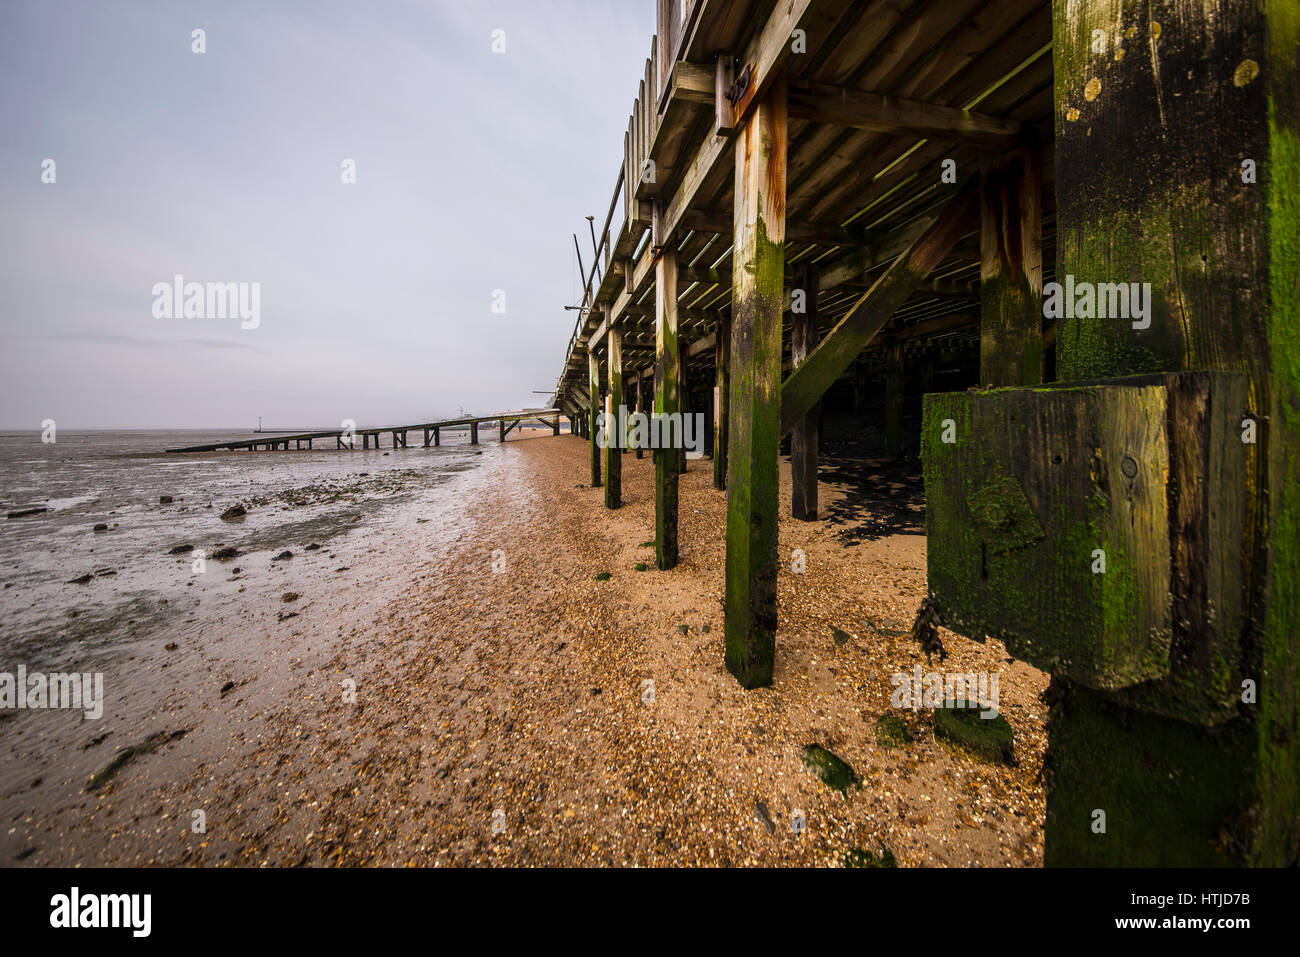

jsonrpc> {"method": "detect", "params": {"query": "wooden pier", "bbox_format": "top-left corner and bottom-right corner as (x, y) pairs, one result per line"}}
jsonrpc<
(164, 409), (564, 453)
(548, 0), (1299, 866)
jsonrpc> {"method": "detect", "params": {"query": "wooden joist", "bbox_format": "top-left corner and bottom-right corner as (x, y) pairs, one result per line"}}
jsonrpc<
(788, 81), (1027, 149)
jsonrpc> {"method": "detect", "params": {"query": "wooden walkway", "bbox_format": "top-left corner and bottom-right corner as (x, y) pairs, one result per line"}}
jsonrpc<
(164, 409), (564, 452)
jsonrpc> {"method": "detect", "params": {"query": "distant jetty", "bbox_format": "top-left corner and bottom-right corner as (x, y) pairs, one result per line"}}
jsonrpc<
(165, 409), (564, 452)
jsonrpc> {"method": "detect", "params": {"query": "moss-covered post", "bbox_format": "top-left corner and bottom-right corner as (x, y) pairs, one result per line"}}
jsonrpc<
(791, 262), (820, 520)
(588, 346), (602, 488)
(979, 147), (1043, 386)
(605, 328), (623, 508)
(713, 312), (730, 490)
(885, 342), (904, 459)
(725, 73), (787, 689)
(1038, 0), (1300, 865)
(654, 235), (680, 570)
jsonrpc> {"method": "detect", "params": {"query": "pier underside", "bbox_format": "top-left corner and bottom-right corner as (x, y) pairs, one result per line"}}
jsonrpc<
(550, 0), (1299, 867)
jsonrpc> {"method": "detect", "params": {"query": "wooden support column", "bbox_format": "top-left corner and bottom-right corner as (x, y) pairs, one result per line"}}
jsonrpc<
(790, 262), (820, 520)
(724, 73), (787, 689)
(853, 365), (867, 415)
(1030, 0), (1298, 866)
(654, 235), (680, 570)
(433, 427), (440, 447)
(713, 313), (730, 490)
(605, 328), (623, 508)
(634, 369), (645, 459)
(588, 348), (603, 487)
(500, 420), (506, 442)
(885, 341), (904, 459)
(678, 338), (689, 473)
(552, 413), (559, 436)
(469, 422), (478, 445)
(979, 147), (1043, 386)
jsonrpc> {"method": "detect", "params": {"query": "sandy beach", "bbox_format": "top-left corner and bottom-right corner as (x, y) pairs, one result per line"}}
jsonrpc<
(5, 430), (1047, 867)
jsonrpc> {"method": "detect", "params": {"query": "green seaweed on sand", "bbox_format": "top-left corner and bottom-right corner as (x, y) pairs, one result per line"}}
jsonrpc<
(803, 744), (861, 792)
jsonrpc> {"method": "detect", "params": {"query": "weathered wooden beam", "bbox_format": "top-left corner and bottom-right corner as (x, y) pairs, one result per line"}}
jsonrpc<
(713, 312), (730, 490)
(681, 209), (878, 248)
(588, 349), (602, 487)
(791, 262), (820, 520)
(669, 59), (713, 105)
(654, 235), (680, 570)
(979, 147), (1043, 385)
(788, 81), (1026, 149)
(724, 72), (786, 690)
(779, 181), (978, 436)
(605, 328), (623, 508)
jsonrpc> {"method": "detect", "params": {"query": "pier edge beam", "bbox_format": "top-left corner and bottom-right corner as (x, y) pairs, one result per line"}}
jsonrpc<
(979, 146), (1043, 386)
(724, 72), (787, 689)
(588, 346), (603, 487)
(713, 312), (730, 490)
(790, 262), (820, 520)
(654, 216), (680, 570)
(605, 327), (623, 508)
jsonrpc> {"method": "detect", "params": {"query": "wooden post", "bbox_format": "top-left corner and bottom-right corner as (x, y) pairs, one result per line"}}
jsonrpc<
(713, 313), (730, 490)
(654, 231), (680, 570)
(1029, 0), (1299, 866)
(724, 73), (787, 689)
(634, 369), (645, 459)
(588, 348), (602, 487)
(552, 414), (559, 436)
(791, 262), (820, 520)
(469, 422), (478, 445)
(433, 427), (440, 447)
(678, 337), (689, 474)
(853, 365), (867, 415)
(885, 341), (904, 459)
(423, 428), (430, 447)
(979, 147), (1043, 386)
(605, 328), (623, 508)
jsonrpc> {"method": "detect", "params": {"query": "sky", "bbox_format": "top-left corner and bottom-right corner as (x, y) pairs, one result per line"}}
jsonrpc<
(0, 0), (656, 429)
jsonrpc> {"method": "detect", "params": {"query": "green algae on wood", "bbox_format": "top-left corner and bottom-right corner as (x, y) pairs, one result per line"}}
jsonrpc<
(604, 327), (623, 510)
(654, 245), (680, 570)
(588, 349), (602, 489)
(724, 77), (787, 689)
